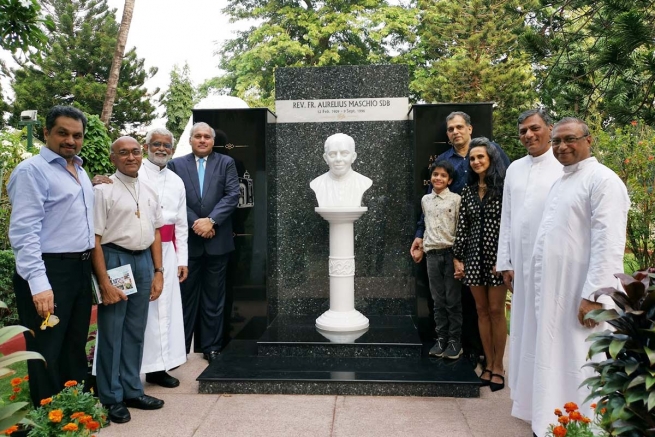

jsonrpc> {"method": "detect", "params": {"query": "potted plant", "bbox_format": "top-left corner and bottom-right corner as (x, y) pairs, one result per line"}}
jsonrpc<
(583, 270), (655, 436)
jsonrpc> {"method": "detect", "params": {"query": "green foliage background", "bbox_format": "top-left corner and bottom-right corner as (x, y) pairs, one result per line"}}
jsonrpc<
(161, 63), (196, 142)
(78, 114), (113, 177)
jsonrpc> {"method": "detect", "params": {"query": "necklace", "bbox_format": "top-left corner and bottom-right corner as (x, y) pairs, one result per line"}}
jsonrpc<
(117, 177), (141, 218)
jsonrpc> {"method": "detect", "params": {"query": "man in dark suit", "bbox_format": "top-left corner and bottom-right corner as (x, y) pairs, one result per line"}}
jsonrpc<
(168, 122), (240, 363)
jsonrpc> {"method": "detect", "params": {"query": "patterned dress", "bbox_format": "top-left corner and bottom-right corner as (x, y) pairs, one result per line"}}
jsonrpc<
(453, 184), (504, 287)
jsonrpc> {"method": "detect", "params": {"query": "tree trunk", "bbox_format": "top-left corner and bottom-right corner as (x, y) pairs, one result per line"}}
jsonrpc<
(100, 0), (135, 125)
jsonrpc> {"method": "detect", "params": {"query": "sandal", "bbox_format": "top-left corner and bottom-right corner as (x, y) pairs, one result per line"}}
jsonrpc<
(479, 369), (492, 387)
(490, 373), (505, 392)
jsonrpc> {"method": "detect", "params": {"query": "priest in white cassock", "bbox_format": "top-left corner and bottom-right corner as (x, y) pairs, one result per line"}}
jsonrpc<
(496, 109), (562, 422)
(139, 128), (189, 388)
(529, 117), (629, 437)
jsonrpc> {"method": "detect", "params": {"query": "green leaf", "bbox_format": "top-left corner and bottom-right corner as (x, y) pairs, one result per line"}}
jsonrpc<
(644, 346), (655, 366)
(0, 350), (43, 369)
(0, 325), (31, 344)
(609, 339), (627, 358)
(646, 374), (655, 391)
(627, 375), (646, 389)
(649, 391), (655, 412)
(0, 402), (29, 432)
(586, 308), (620, 323)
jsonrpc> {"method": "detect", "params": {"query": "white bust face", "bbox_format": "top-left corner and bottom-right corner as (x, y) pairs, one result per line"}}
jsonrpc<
(323, 134), (357, 178)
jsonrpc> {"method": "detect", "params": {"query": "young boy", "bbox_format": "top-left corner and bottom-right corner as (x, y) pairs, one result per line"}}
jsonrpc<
(417, 160), (463, 359)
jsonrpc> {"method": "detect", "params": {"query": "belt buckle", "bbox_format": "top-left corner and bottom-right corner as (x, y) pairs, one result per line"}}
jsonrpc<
(81, 251), (91, 261)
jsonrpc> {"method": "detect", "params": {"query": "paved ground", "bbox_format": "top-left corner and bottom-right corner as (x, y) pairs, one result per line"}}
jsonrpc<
(100, 349), (532, 437)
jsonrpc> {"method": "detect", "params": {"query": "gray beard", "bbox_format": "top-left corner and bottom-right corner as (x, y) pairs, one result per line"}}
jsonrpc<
(148, 154), (170, 167)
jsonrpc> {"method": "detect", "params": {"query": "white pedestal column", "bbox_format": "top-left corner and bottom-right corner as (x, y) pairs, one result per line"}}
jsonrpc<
(314, 207), (369, 332)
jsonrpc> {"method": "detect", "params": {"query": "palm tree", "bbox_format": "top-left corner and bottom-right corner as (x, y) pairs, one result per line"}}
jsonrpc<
(100, 0), (135, 125)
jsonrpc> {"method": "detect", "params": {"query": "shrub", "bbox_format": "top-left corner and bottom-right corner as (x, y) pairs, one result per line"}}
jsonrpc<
(595, 122), (655, 269)
(0, 250), (18, 327)
(77, 114), (113, 178)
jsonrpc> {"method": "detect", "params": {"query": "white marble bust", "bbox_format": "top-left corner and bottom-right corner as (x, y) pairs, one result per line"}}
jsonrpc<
(310, 133), (373, 207)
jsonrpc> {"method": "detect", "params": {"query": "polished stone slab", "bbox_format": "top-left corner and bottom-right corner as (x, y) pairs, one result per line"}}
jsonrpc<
(197, 340), (480, 398)
(257, 315), (422, 358)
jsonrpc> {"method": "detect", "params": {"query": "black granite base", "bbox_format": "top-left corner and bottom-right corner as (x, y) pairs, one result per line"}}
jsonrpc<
(197, 341), (479, 397)
(257, 315), (422, 358)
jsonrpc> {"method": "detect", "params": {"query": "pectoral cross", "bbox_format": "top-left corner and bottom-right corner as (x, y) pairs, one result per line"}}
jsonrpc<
(136, 207), (140, 218)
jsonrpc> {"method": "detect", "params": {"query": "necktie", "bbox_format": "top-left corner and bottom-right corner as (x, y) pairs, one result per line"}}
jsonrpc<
(198, 157), (205, 196)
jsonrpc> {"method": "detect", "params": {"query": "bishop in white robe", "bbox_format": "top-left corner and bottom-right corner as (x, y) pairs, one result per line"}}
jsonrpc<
(529, 119), (629, 437)
(140, 157), (189, 376)
(496, 111), (563, 421)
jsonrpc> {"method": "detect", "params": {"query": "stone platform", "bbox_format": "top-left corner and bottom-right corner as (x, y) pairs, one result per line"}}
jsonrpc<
(197, 315), (480, 397)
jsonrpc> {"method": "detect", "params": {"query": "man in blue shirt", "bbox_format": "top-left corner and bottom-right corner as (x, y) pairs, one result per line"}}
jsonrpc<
(410, 111), (510, 367)
(8, 106), (95, 407)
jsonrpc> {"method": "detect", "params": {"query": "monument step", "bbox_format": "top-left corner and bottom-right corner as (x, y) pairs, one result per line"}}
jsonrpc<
(197, 340), (480, 398)
(256, 315), (422, 358)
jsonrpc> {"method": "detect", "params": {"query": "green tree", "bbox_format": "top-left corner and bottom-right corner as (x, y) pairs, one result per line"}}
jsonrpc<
(522, 0), (655, 125)
(0, 0), (54, 53)
(406, 0), (537, 160)
(9, 0), (157, 138)
(160, 63), (195, 141)
(208, 0), (416, 107)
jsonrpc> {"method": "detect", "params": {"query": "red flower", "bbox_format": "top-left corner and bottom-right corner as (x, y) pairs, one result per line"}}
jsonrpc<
(85, 420), (100, 431)
(553, 425), (567, 437)
(12, 387), (20, 393)
(8, 395), (16, 401)
(570, 411), (583, 421)
(2, 425), (19, 435)
(590, 403), (597, 409)
(40, 397), (52, 406)
(558, 415), (570, 425)
(564, 402), (578, 413)
(64, 380), (77, 387)
(554, 408), (563, 417)
(10, 378), (22, 387)
(631, 120), (638, 127)
(61, 423), (78, 432)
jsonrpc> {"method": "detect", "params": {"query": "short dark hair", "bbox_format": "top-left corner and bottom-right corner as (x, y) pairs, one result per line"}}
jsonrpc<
(446, 111), (471, 126)
(429, 160), (456, 181)
(467, 137), (506, 198)
(518, 108), (552, 126)
(45, 106), (88, 132)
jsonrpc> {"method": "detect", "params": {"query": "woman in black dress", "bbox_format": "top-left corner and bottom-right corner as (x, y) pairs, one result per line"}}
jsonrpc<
(453, 137), (507, 391)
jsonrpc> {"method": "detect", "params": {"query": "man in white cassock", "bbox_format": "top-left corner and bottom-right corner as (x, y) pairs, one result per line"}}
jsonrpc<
(139, 128), (188, 387)
(496, 109), (562, 422)
(310, 133), (372, 207)
(529, 118), (629, 437)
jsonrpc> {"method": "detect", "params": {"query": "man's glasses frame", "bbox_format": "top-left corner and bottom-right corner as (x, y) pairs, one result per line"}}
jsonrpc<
(551, 135), (589, 147)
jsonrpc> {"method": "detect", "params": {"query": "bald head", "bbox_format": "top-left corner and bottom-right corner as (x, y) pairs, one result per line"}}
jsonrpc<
(110, 136), (142, 177)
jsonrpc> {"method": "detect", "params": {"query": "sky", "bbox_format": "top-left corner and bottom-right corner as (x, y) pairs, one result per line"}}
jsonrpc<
(1, 0), (251, 117)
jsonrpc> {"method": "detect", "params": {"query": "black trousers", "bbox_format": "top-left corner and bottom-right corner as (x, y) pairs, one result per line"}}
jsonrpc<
(13, 257), (92, 407)
(426, 249), (463, 340)
(182, 253), (229, 354)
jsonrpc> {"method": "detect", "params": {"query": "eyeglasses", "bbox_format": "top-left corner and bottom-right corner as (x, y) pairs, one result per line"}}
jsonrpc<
(149, 141), (173, 149)
(551, 135), (589, 146)
(114, 149), (142, 157)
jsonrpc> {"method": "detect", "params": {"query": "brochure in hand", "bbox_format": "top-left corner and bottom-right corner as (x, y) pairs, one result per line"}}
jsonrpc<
(91, 264), (138, 304)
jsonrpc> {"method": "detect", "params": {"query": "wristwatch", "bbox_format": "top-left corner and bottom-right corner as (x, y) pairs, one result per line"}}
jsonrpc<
(154, 267), (164, 274)
(208, 217), (216, 225)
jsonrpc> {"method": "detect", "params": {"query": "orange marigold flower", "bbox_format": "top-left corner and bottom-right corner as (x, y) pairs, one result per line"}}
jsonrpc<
(600, 408), (607, 415)
(12, 387), (20, 393)
(49, 409), (64, 423)
(85, 420), (100, 431)
(8, 395), (16, 401)
(570, 411), (583, 421)
(582, 417), (592, 424)
(23, 375), (28, 381)
(590, 403), (597, 409)
(61, 423), (78, 432)
(10, 378), (22, 387)
(2, 425), (19, 435)
(558, 415), (570, 425)
(40, 397), (52, 406)
(70, 412), (85, 420)
(564, 402), (578, 413)
(553, 425), (567, 437)
(631, 120), (638, 127)
(64, 380), (77, 387)
(78, 415), (92, 424)
(554, 408), (563, 416)
(624, 158), (631, 164)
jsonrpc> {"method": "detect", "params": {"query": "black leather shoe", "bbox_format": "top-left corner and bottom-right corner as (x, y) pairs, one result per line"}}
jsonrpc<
(105, 402), (130, 423)
(124, 394), (164, 410)
(203, 351), (221, 363)
(146, 371), (180, 388)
